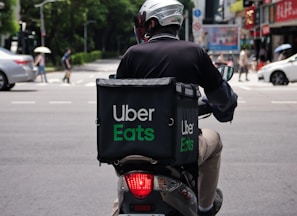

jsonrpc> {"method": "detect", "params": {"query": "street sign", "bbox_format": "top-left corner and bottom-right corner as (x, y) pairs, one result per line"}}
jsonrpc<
(193, 9), (201, 17)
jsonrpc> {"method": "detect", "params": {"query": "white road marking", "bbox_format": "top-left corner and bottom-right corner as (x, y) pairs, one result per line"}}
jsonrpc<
(11, 101), (36, 104)
(260, 88), (297, 91)
(85, 82), (96, 87)
(48, 78), (62, 83)
(271, 101), (297, 104)
(36, 83), (49, 86)
(49, 101), (72, 104)
(239, 86), (251, 90)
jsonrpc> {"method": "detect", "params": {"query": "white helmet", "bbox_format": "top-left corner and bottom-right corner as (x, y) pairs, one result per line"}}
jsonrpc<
(139, 0), (184, 27)
(134, 0), (184, 43)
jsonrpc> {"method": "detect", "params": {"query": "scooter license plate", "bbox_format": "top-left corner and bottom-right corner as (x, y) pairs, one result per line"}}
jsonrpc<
(119, 214), (165, 216)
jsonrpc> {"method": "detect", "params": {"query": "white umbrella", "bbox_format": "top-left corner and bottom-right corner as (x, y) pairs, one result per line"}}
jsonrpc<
(34, 46), (51, 54)
(274, 44), (292, 53)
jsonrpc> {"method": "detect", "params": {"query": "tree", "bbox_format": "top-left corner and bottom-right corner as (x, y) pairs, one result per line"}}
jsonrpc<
(0, 0), (19, 35)
(18, 0), (195, 65)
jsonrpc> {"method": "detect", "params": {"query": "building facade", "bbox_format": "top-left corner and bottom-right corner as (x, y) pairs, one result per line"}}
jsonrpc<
(243, 0), (297, 61)
(192, 0), (297, 62)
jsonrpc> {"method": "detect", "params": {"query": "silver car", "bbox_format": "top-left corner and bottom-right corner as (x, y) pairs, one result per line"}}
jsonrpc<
(0, 47), (35, 91)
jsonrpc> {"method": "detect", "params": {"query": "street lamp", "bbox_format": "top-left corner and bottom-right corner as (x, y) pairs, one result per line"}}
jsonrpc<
(84, 20), (96, 53)
(35, 0), (64, 47)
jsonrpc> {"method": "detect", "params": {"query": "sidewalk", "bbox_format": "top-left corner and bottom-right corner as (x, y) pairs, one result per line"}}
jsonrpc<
(68, 59), (261, 85)
(72, 58), (121, 72)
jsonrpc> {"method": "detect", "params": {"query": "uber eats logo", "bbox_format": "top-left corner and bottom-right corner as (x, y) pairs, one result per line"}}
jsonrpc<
(180, 120), (194, 152)
(111, 104), (195, 153)
(112, 105), (155, 141)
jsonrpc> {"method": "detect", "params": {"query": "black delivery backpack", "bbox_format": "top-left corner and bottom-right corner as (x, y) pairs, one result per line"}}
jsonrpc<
(96, 77), (201, 165)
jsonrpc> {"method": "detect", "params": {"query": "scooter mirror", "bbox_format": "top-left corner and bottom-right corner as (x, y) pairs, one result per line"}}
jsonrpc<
(217, 65), (234, 81)
(109, 74), (116, 79)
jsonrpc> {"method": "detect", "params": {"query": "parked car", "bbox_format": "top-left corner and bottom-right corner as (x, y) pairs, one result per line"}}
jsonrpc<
(0, 47), (35, 91)
(258, 53), (297, 85)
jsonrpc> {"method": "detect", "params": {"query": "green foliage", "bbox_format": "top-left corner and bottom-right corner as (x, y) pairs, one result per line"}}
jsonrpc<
(102, 51), (118, 59)
(6, 0), (195, 65)
(0, 0), (19, 34)
(71, 50), (102, 65)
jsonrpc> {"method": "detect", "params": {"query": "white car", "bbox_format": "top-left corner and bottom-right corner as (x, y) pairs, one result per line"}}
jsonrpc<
(0, 47), (35, 91)
(258, 53), (297, 85)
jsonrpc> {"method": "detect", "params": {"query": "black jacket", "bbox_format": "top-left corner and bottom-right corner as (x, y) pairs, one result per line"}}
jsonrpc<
(116, 34), (237, 122)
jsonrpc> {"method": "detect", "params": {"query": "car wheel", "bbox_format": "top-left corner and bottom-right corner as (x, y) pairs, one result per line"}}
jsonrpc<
(0, 72), (9, 91)
(270, 71), (289, 85)
(8, 83), (15, 90)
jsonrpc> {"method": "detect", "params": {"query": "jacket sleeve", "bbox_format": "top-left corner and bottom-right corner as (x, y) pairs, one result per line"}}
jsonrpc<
(205, 80), (238, 122)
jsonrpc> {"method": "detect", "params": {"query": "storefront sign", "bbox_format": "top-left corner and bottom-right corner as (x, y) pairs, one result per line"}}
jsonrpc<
(276, 0), (297, 22)
(262, 24), (270, 36)
(245, 6), (255, 29)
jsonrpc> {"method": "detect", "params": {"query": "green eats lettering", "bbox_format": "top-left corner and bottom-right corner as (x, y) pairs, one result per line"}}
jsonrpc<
(113, 124), (155, 141)
(180, 137), (194, 152)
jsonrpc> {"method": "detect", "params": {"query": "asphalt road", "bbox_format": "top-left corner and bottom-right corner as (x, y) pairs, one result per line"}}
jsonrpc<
(1, 59), (297, 216)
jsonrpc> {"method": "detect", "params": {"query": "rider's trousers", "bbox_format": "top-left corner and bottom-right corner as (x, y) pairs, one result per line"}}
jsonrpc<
(198, 128), (223, 208)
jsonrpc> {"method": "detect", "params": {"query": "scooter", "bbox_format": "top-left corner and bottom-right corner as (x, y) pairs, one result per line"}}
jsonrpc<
(96, 66), (234, 216)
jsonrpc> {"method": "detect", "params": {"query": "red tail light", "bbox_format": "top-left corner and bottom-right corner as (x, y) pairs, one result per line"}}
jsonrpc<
(14, 60), (31, 65)
(124, 173), (153, 199)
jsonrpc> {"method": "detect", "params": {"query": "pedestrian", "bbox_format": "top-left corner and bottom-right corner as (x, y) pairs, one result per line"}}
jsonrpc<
(258, 45), (267, 70)
(259, 46), (267, 63)
(238, 47), (249, 81)
(216, 52), (228, 66)
(34, 52), (48, 83)
(199, 31), (209, 51)
(227, 56), (234, 67)
(61, 48), (71, 83)
(277, 51), (286, 61)
(113, 0), (238, 216)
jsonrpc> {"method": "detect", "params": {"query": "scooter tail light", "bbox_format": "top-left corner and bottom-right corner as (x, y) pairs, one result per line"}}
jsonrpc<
(124, 172), (153, 199)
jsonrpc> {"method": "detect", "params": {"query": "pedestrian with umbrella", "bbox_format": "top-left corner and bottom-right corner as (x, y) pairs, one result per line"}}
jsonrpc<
(274, 44), (292, 61)
(33, 46), (51, 83)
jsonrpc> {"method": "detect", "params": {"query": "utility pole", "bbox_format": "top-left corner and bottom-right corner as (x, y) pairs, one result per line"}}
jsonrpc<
(185, 10), (189, 41)
(84, 20), (96, 52)
(35, 0), (64, 47)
